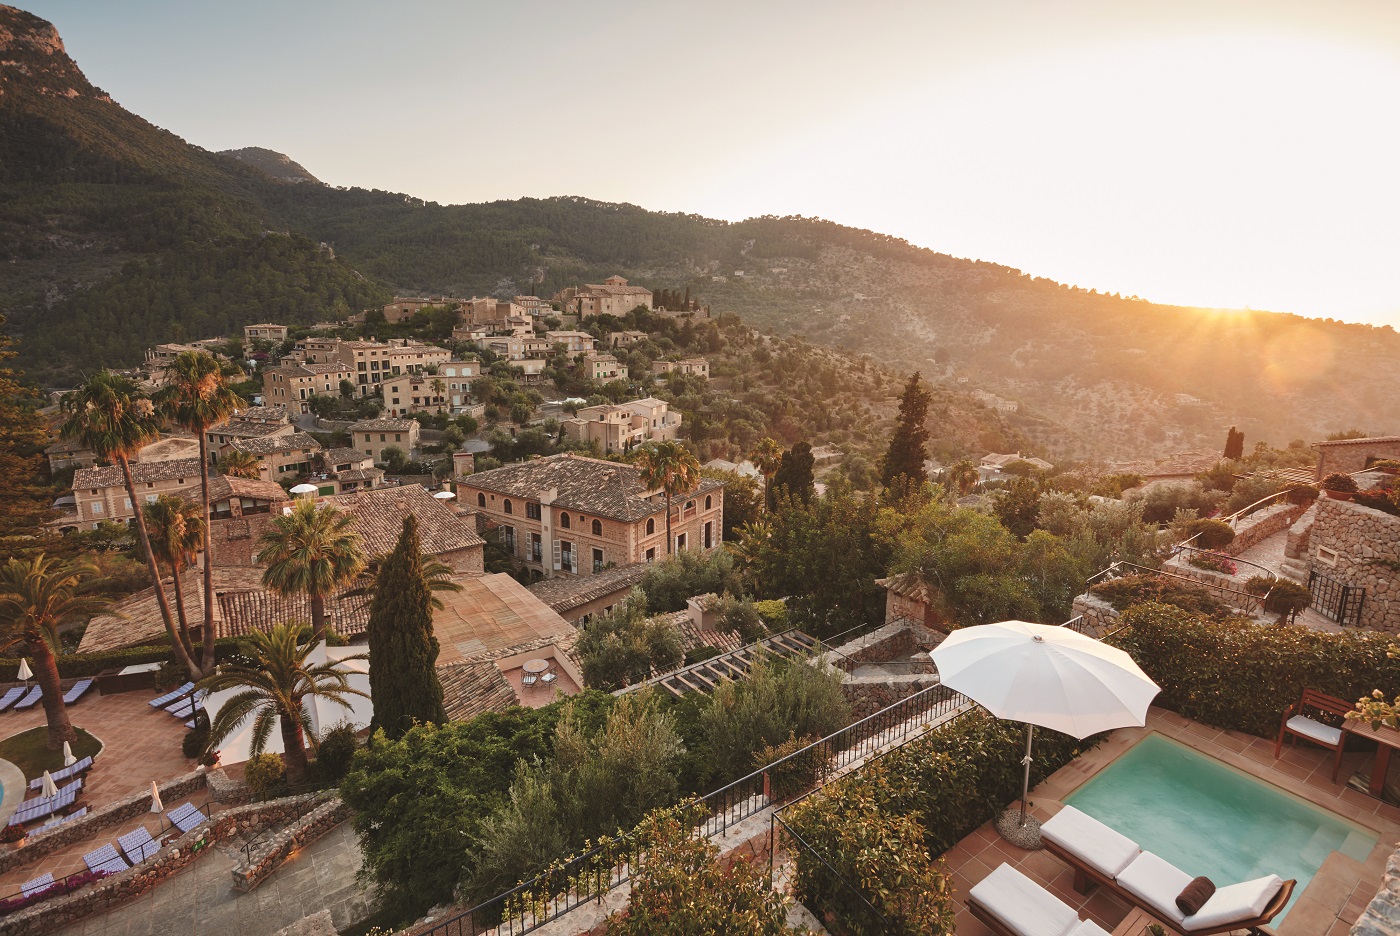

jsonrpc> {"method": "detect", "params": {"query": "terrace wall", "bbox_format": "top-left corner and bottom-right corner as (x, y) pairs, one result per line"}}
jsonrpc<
(1309, 497), (1400, 634)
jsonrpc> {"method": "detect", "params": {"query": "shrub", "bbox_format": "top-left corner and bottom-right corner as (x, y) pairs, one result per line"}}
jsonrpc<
(605, 804), (790, 935)
(638, 550), (743, 614)
(752, 599), (788, 631)
(1286, 485), (1319, 505)
(785, 712), (1086, 935)
(1111, 602), (1400, 737)
(1321, 472), (1359, 493)
(754, 732), (824, 802)
(153, 659), (187, 692)
(244, 752), (287, 797)
(0, 636), (253, 681)
(311, 722), (359, 783)
(1187, 552), (1237, 575)
(713, 594), (767, 643)
(1088, 573), (1227, 616)
(684, 645), (721, 666)
(1182, 518), (1235, 549)
(1354, 488), (1400, 517)
(1371, 459), (1400, 472)
(182, 722), (211, 760)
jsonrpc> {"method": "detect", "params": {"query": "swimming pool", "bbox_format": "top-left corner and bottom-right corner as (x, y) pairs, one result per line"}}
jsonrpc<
(1063, 733), (1377, 922)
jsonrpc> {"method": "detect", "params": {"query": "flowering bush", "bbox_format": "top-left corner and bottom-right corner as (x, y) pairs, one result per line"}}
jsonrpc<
(1188, 552), (1237, 575)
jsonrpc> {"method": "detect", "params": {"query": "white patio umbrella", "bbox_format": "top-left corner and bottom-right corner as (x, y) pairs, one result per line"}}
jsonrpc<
(16, 658), (32, 682)
(931, 620), (1159, 842)
(149, 780), (164, 814)
(40, 770), (58, 799)
(433, 490), (456, 500)
(61, 741), (75, 768)
(289, 483), (319, 497)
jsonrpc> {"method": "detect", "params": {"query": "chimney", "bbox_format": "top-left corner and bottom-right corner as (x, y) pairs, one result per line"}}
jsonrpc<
(453, 451), (475, 479)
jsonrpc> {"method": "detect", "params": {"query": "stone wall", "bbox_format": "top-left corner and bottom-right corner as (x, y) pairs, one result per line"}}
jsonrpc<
(842, 677), (942, 721)
(1352, 843), (1400, 936)
(1316, 439), (1400, 479)
(1222, 502), (1307, 556)
(0, 770), (206, 874)
(1308, 497), (1400, 634)
(0, 792), (342, 936)
(1070, 595), (1122, 638)
(1285, 502), (1319, 560)
(231, 796), (351, 892)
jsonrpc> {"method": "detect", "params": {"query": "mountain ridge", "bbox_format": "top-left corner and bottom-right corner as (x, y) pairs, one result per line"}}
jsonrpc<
(1, 4), (1396, 460)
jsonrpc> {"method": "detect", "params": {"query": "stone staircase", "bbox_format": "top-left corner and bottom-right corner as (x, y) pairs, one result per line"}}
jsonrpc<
(1279, 501), (1319, 584)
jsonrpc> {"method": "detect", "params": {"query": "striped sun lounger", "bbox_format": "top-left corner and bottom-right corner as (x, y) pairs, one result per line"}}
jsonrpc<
(166, 802), (207, 834)
(20, 873), (54, 898)
(11, 686), (42, 711)
(118, 826), (162, 864)
(28, 755), (93, 791)
(8, 779), (82, 827)
(149, 682), (195, 709)
(35, 806), (87, 835)
(82, 843), (129, 876)
(0, 686), (24, 713)
(167, 692), (205, 720)
(61, 679), (95, 704)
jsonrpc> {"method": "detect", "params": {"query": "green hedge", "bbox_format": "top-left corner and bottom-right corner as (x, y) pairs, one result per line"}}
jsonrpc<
(0, 636), (254, 681)
(1111, 603), (1400, 737)
(1088, 573), (1227, 616)
(786, 712), (1090, 935)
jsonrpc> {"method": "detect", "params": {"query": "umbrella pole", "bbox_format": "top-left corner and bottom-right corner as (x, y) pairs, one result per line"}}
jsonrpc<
(1019, 723), (1034, 825)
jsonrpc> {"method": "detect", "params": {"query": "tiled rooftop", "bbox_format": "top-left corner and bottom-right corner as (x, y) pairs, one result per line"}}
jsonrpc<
(73, 457), (203, 490)
(463, 453), (724, 522)
(326, 485), (484, 558)
(348, 418), (417, 432)
(201, 474), (288, 504)
(432, 573), (575, 664)
(228, 431), (321, 456)
(527, 562), (648, 614)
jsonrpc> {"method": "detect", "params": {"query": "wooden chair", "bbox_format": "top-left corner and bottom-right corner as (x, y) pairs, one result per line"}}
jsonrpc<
(1275, 688), (1352, 780)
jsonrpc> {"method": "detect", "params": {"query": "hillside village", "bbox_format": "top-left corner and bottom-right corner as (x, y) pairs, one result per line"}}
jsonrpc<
(5, 6), (1400, 936)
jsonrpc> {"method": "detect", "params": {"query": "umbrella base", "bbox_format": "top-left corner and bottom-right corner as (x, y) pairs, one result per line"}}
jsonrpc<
(994, 807), (1044, 850)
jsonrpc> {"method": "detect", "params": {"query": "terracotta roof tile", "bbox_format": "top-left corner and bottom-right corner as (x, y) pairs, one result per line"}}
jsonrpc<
(201, 475), (289, 504)
(229, 432), (322, 456)
(349, 418), (418, 432)
(437, 661), (522, 722)
(327, 485), (484, 558)
(527, 563), (649, 614)
(432, 573), (575, 664)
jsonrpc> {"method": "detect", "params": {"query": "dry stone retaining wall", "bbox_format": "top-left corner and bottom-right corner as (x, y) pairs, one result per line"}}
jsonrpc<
(231, 795), (350, 892)
(0, 770), (206, 875)
(0, 791), (342, 936)
(1221, 502), (1307, 556)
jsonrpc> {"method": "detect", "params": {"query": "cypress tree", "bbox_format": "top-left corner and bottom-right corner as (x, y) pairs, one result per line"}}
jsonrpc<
(1223, 426), (1244, 461)
(367, 515), (447, 738)
(880, 372), (932, 488)
(772, 441), (816, 505)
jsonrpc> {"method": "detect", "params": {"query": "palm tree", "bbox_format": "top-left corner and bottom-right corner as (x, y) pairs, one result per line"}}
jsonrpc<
(156, 351), (245, 672)
(635, 440), (701, 555)
(429, 376), (446, 410)
(143, 495), (205, 657)
(61, 372), (201, 678)
(947, 460), (980, 498)
(257, 499), (365, 644)
(196, 623), (367, 787)
(749, 437), (784, 512)
(0, 556), (110, 749)
(219, 449), (262, 480)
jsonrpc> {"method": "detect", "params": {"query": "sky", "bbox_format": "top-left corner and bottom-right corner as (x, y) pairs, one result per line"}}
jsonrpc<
(20, 0), (1400, 328)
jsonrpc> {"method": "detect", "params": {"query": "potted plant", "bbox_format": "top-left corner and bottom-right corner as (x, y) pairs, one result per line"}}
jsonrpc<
(1, 824), (27, 850)
(1371, 459), (1400, 475)
(1321, 473), (1358, 500)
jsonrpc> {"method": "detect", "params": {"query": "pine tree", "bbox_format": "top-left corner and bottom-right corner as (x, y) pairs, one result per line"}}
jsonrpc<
(880, 372), (932, 488)
(366, 516), (447, 739)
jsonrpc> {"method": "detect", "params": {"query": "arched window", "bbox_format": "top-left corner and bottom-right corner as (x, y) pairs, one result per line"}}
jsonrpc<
(504, 499), (513, 515)
(591, 519), (602, 536)
(477, 493), (486, 508)
(685, 500), (695, 510)
(646, 518), (655, 535)
(560, 513), (571, 529)
(705, 495), (712, 510)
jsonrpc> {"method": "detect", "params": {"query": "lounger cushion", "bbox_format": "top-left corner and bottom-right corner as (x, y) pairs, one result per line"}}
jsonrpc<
(1183, 875), (1284, 931)
(1116, 851), (1192, 925)
(1286, 715), (1342, 747)
(1067, 920), (1112, 936)
(970, 863), (1079, 936)
(1041, 806), (1141, 879)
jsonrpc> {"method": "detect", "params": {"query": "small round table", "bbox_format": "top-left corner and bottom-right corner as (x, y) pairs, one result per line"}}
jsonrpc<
(523, 659), (549, 677)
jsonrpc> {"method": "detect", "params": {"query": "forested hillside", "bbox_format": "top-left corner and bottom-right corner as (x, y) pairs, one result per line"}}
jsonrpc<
(3, 4), (1396, 459)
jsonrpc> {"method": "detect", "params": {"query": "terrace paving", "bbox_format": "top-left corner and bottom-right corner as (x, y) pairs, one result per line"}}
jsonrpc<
(947, 707), (1400, 936)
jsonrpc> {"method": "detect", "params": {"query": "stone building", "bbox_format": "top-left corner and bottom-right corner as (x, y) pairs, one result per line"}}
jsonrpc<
(243, 323), (289, 343)
(554, 276), (653, 318)
(561, 397), (682, 454)
(545, 331), (597, 354)
(650, 357), (709, 380)
(585, 353), (625, 382)
(72, 458), (204, 529)
(228, 432), (323, 483)
(349, 418), (421, 464)
(1314, 436), (1400, 480)
(457, 453), (725, 578)
(262, 362), (354, 415)
(207, 406), (295, 461)
(382, 361), (479, 417)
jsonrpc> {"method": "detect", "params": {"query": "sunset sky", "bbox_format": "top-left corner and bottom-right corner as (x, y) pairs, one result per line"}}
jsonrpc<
(22, 0), (1400, 328)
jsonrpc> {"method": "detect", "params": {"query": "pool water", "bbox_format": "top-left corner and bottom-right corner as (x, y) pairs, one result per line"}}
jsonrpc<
(1064, 733), (1377, 922)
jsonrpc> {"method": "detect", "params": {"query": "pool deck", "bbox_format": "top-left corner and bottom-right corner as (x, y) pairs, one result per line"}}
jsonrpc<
(946, 706), (1400, 936)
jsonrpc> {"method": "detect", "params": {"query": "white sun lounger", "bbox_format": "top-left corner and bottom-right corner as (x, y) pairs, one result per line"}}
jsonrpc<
(0, 686), (25, 712)
(20, 872), (54, 898)
(8, 778), (82, 826)
(149, 682), (195, 708)
(34, 806), (87, 836)
(11, 686), (42, 711)
(61, 678), (95, 704)
(969, 864), (1111, 936)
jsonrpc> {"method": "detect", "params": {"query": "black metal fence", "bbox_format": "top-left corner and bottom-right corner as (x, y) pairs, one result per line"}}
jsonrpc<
(1308, 569), (1366, 626)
